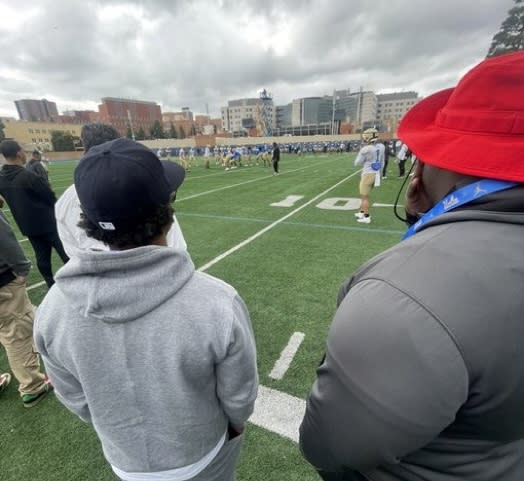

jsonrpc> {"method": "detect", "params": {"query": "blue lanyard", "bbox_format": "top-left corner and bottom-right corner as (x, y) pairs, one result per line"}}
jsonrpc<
(403, 179), (518, 240)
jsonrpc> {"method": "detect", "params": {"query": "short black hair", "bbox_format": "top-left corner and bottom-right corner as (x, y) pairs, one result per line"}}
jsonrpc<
(81, 123), (120, 152)
(32, 150), (41, 158)
(78, 204), (174, 249)
(0, 140), (22, 159)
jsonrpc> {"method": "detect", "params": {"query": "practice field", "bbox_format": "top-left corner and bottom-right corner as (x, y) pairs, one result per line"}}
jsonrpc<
(0, 152), (408, 481)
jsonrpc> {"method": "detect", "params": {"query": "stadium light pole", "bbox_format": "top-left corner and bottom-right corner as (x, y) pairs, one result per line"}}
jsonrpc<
(331, 89), (336, 135)
(127, 109), (136, 141)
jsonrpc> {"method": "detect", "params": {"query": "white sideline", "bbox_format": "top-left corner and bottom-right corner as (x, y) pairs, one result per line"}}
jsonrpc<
(197, 170), (361, 272)
(269, 332), (306, 380)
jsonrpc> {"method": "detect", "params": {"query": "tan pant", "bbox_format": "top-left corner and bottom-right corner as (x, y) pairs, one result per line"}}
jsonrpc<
(359, 173), (376, 196)
(0, 279), (46, 396)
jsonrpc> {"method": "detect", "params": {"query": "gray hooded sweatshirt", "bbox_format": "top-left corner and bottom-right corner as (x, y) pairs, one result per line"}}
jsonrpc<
(34, 246), (258, 473)
(300, 187), (524, 481)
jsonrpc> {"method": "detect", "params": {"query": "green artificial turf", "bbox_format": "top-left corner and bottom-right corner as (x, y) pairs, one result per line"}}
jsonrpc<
(0, 152), (407, 480)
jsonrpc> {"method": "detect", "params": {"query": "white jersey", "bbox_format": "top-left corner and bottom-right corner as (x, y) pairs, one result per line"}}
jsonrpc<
(355, 143), (385, 175)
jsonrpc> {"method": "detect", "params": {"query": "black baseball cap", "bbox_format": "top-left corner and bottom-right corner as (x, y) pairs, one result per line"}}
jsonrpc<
(74, 138), (185, 231)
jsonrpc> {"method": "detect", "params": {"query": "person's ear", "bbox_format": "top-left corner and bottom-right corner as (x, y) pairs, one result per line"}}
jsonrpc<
(405, 161), (433, 215)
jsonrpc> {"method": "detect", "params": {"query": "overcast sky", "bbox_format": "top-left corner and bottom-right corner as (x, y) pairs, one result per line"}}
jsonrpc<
(0, 0), (512, 118)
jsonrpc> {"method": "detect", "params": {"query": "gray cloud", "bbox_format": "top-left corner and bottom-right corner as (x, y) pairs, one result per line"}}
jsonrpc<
(0, 0), (513, 117)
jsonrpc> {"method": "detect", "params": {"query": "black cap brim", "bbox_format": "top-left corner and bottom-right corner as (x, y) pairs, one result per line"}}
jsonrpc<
(161, 160), (186, 193)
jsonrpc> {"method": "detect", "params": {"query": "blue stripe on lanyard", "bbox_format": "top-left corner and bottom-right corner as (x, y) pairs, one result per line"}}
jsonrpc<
(402, 180), (518, 240)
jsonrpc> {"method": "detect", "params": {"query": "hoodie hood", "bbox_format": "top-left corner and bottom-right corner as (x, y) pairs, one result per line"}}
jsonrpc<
(54, 246), (194, 323)
(0, 164), (24, 180)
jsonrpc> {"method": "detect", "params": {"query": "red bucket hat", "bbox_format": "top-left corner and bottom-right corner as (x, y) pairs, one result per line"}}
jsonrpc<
(398, 51), (524, 183)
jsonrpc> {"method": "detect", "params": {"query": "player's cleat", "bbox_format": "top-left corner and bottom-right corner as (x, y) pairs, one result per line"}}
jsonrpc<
(354, 212), (365, 219)
(22, 381), (53, 408)
(357, 216), (371, 224)
(0, 373), (11, 393)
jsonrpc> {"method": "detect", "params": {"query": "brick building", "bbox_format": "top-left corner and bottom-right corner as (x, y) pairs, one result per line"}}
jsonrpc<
(98, 97), (162, 137)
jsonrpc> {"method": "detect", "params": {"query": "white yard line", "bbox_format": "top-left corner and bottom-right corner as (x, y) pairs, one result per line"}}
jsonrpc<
(178, 159), (342, 203)
(197, 170), (361, 272)
(176, 212), (404, 236)
(27, 281), (46, 291)
(269, 332), (306, 380)
(249, 385), (306, 443)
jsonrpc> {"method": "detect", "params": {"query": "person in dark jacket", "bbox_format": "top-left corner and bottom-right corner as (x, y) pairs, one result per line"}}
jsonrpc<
(300, 52), (524, 481)
(0, 140), (68, 287)
(26, 150), (49, 182)
(0, 206), (52, 406)
(272, 142), (280, 175)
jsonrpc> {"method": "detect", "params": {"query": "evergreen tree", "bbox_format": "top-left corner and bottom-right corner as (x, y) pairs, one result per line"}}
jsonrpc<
(487, 0), (524, 57)
(0, 119), (5, 141)
(136, 127), (146, 141)
(126, 125), (134, 139)
(150, 120), (165, 139)
(190, 124), (197, 137)
(178, 126), (186, 139)
(169, 122), (177, 139)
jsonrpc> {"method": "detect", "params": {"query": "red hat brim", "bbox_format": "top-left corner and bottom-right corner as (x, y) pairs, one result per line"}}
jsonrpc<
(398, 88), (524, 182)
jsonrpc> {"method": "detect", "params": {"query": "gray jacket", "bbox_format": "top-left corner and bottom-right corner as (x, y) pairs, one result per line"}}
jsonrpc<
(34, 246), (258, 473)
(300, 189), (524, 481)
(0, 210), (31, 283)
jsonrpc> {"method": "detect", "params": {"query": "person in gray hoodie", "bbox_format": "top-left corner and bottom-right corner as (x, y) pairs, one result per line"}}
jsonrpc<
(34, 138), (258, 481)
(300, 52), (524, 480)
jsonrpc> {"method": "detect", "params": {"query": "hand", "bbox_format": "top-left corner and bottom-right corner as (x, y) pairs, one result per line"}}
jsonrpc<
(14, 276), (27, 284)
(228, 423), (244, 440)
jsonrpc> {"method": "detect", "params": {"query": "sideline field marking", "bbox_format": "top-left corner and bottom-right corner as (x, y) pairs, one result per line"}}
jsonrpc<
(177, 158), (344, 203)
(197, 169), (361, 272)
(269, 332), (305, 380)
(249, 385), (306, 443)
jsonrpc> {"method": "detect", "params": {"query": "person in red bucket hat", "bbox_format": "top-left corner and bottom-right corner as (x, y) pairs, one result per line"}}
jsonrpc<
(300, 51), (524, 481)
